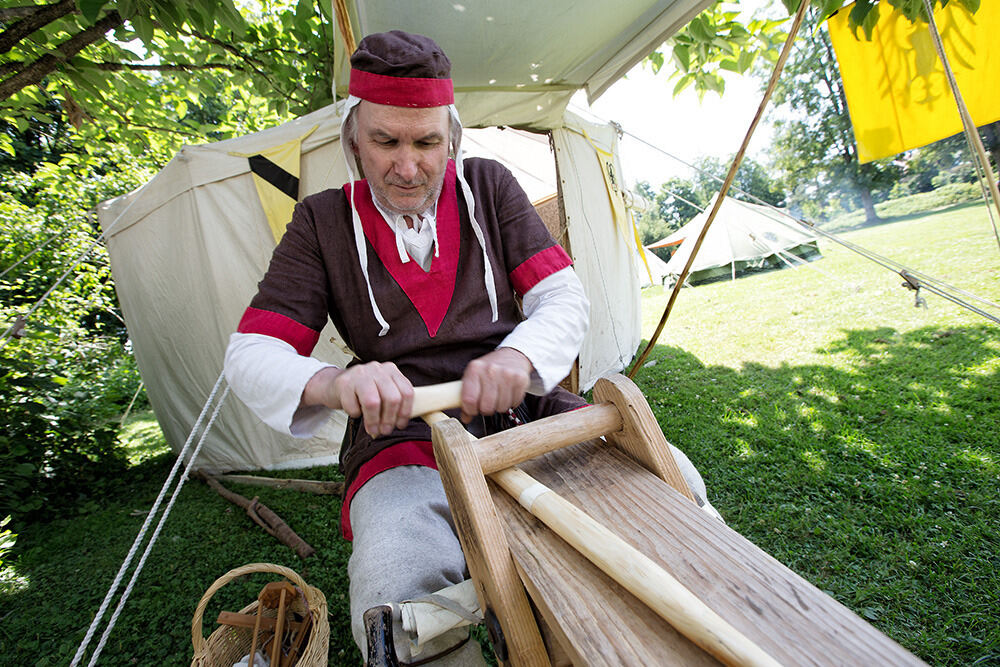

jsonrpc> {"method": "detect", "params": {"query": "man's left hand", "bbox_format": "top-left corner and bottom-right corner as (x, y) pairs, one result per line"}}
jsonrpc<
(460, 347), (533, 423)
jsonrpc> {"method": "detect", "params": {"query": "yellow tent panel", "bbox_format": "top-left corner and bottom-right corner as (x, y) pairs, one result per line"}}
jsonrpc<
(828, 1), (1000, 163)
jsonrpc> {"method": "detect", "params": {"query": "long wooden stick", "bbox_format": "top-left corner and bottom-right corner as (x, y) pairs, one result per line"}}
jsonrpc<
(920, 0), (1000, 249)
(491, 466), (781, 667)
(215, 473), (343, 495)
(411, 380), (463, 417)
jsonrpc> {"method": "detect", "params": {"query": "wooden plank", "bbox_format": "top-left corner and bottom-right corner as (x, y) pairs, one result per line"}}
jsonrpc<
(593, 374), (696, 502)
(497, 439), (926, 666)
(432, 418), (551, 667)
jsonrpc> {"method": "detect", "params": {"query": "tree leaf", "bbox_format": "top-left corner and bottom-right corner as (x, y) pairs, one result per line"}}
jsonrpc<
(719, 58), (740, 73)
(819, 0), (847, 23)
(672, 45), (690, 72)
(672, 73), (694, 97)
(688, 17), (712, 43)
(76, 0), (107, 25)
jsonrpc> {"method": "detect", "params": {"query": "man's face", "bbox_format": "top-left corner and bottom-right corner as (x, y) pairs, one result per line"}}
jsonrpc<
(353, 101), (450, 217)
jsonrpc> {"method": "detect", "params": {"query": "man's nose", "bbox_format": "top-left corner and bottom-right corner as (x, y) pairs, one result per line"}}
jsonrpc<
(393, 148), (419, 181)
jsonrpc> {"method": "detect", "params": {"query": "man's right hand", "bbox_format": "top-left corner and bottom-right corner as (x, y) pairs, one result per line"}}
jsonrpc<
(302, 362), (414, 437)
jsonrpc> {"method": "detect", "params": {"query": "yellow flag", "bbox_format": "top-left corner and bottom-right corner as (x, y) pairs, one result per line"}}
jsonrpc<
(232, 127), (316, 242)
(828, 1), (1000, 163)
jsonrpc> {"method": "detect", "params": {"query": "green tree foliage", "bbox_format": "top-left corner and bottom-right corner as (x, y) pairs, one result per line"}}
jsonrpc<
(0, 0), (334, 156)
(1, 147), (154, 520)
(644, 1), (787, 99)
(0, 1), (339, 522)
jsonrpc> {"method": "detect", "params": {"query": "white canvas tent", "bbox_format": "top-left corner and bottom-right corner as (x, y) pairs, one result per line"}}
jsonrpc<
(648, 196), (821, 285)
(97, 0), (712, 472)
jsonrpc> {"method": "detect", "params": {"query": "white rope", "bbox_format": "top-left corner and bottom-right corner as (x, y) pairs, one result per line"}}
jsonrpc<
(71, 373), (228, 666)
(0, 227), (83, 280)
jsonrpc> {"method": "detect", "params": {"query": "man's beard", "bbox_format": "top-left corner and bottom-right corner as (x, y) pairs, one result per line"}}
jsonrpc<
(372, 178), (444, 217)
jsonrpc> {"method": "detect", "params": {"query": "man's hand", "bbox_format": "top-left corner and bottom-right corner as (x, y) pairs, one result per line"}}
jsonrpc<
(303, 362), (414, 437)
(460, 347), (533, 423)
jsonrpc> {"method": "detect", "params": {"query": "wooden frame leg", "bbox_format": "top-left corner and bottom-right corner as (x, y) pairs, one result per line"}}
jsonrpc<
(432, 419), (551, 667)
(593, 374), (697, 503)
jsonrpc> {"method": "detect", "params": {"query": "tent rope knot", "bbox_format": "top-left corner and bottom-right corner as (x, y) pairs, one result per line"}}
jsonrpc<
(900, 270), (927, 309)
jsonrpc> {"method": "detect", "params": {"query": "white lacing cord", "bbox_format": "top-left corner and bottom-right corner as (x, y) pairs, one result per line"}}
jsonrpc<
(71, 373), (229, 666)
(449, 105), (498, 324)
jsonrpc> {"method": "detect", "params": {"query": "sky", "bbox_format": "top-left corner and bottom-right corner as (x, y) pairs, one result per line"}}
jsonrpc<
(571, 66), (776, 189)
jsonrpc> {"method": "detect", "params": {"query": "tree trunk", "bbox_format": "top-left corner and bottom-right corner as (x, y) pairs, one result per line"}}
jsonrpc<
(860, 186), (880, 224)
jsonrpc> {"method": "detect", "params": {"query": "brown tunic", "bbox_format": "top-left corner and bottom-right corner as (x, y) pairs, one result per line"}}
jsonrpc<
(238, 157), (585, 494)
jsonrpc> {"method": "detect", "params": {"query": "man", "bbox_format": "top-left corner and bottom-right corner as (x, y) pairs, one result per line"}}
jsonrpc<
(225, 31), (591, 664)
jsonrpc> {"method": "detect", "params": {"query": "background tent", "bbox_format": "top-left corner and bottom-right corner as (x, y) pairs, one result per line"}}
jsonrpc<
(648, 196), (821, 285)
(635, 247), (671, 287)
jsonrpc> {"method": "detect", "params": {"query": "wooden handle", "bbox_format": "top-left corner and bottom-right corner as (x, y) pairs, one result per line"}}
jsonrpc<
(411, 381), (463, 418)
(491, 466), (782, 667)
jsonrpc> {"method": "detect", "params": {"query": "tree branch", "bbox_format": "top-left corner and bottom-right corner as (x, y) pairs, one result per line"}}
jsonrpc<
(0, 0), (77, 55)
(0, 10), (123, 103)
(89, 60), (238, 72)
(0, 61), (22, 77)
(102, 97), (203, 140)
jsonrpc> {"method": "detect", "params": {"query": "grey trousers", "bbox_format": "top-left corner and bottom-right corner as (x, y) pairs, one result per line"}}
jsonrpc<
(348, 465), (488, 665)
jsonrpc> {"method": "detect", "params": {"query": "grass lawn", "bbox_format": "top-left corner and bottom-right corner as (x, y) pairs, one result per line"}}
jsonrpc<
(2, 202), (997, 665)
(633, 200), (999, 665)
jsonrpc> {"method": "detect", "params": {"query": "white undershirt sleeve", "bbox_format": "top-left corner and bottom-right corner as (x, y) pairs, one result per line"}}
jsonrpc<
(498, 266), (589, 394)
(223, 332), (337, 438)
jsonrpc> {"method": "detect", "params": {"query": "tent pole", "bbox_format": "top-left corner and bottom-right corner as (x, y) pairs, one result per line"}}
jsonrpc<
(629, 0), (812, 378)
(920, 0), (1000, 252)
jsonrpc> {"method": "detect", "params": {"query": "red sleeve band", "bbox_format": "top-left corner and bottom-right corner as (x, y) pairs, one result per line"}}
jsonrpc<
(237, 307), (321, 357)
(509, 244), (573, 295)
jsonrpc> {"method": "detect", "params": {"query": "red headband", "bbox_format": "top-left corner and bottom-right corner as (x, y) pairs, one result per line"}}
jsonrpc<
(349, 69), (454, 108)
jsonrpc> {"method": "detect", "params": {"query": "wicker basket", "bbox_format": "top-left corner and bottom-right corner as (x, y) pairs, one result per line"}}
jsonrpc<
(191, 563), (329, 667)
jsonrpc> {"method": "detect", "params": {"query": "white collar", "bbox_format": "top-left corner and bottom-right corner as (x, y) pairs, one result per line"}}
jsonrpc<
(371, 197), (440, 269)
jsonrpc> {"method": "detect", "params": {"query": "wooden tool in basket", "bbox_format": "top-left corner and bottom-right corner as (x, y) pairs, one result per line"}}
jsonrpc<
(408, 374), (926, 666)
(191, 563), (329, 667)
